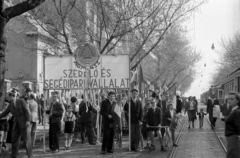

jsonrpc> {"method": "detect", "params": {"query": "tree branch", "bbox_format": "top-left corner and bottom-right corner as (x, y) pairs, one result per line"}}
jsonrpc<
(3, 0), (45, 20)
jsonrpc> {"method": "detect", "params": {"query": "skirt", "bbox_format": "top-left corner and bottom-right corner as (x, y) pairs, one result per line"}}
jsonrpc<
(188, 110), (196, 121)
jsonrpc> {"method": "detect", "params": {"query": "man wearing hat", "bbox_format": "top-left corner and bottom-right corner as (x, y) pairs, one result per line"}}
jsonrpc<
(124, 89), (143, 151)
(0, 90), (32, 158)
(21, 88), (32, 103)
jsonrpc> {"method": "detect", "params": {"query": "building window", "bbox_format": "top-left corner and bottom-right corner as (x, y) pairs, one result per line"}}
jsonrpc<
(218, 90), (223, 99)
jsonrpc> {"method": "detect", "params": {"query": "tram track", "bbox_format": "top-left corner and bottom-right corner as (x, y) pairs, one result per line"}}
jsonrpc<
(206, 117), (227, 154)
(167, 117), (187, 158)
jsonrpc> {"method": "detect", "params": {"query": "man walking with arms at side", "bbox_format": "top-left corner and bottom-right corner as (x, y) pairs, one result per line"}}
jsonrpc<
(124, 89), (143, 151)
(0, 89), (32, 158)
(46, 91), (64, 153)
(100, 91), (116, 154)
(207, 96), (214, 128)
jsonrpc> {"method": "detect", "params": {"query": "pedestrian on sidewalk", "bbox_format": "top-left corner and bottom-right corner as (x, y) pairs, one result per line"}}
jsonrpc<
(221, 98), (231, 121)
(146, 96), (166, 151)
(212, 99), (221, 128)
(176, 95), (182, 114)
(163, 101), (178, 147)
(37, 94), (44, 125)
(225, 92), (240, 158)
(124, 89), (143, 152)
(142, 98), (151, 150)
(0, 89), (33, 158)
(46, 91), (64, 153)
(71, 96), (81, 143)
(0, 102), (10, 153)
(197, 109), (207, 128)
(79, 95), (97, 145)
(207, 96), (214, 127)
(100, 91), (116, 154)
(64, 105), (76, 150)
(28, 94), (38, 146)
(185, 96), (198, 129)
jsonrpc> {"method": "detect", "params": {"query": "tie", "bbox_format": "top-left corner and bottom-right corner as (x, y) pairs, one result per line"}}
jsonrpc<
(153, 107), (155, 113)
(86, 102), (89, 113)
(50, 102), (54, 114)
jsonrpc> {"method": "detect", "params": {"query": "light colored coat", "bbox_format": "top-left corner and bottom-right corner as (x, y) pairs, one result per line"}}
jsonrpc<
(213, 105), (221, 119)
(28, 99), (38, 122)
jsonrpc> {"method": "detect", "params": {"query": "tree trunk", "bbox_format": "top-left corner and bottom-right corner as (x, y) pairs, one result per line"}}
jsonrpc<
(0, 0), (45, 110)
(0, 20), (7, 110)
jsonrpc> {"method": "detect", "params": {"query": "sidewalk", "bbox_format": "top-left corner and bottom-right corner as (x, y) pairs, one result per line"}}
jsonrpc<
(0, 117), (187, 158)
(173, 116), (226, 158)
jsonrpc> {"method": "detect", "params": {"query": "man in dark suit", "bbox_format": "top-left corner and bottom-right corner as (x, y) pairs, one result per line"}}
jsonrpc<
(100, 91), (116, 154)
(46, 91), (64, 153)
(79, 97), (97, 145)
(0, 90), (32, 158)
(207, 97), (214, 127)
(176, 96), (182, 114)
(161, 93), (169, 138)
(124, 89), (143, 151)
(222, 99), (231, 120)
(146, 96), (166, 151)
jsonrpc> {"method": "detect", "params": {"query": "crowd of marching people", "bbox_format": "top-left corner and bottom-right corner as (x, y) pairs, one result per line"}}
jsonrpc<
(0, 86), (187, 158)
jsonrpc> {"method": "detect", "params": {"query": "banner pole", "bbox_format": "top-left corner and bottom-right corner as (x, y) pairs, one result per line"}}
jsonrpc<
(128, 54), (131, 151)
(43, 55), (46, 153)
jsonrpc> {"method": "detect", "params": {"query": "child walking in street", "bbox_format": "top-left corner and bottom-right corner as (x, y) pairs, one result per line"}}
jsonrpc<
(197, 109), (207, 128)
(64, 105), (76, 150)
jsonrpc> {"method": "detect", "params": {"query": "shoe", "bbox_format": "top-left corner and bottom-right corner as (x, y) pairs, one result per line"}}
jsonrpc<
(89, 142), (96, 145)
(132, 148), (140, 152)
(107, 150), (113, 153)
(52, 149), (59, 153)
(173, 143), (178, 147)
(101, 151), (106, 154)
(188, 126), (190, 129)
(161, 146), (167, 151)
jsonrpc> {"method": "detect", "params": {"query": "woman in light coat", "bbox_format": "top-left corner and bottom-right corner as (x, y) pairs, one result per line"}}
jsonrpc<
(212, 99), (221, 128)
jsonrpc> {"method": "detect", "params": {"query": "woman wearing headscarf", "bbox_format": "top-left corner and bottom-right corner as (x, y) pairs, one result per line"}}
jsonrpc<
(185, 96), (198, 129)
(225, 92), (240, 158)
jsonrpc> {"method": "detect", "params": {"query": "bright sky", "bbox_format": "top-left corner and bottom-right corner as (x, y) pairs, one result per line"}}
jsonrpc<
(184, 0), (240, 98)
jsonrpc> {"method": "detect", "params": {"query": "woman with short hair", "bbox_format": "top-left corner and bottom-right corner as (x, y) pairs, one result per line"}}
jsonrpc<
(225, 92), (240, 158)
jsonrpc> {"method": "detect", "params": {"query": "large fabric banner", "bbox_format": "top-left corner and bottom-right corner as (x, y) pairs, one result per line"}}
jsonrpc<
(44, 55), (130, 89)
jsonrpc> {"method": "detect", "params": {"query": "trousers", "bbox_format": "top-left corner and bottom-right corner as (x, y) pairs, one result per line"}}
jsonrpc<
(49, 123), (61, 150)
(80, 122), (95, 144)
(226, 135), (240, 158)
(101, 128), (114, 152)
(11, 122), (32, 157)
(131, 123), (140, 149)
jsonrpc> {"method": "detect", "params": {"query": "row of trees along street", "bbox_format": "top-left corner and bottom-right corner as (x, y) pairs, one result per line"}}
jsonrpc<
(0, 0), (205, 108)
(211, 33), (240, 85)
